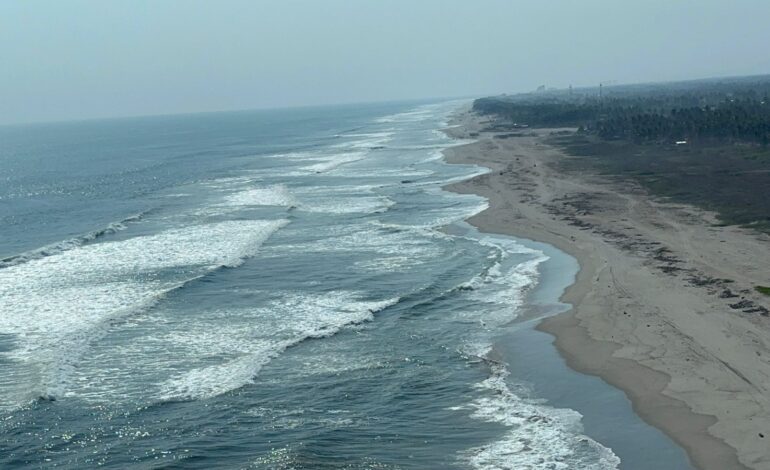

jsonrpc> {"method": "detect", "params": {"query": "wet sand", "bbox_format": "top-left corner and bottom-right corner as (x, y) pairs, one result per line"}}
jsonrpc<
(443, 109), (770, 470)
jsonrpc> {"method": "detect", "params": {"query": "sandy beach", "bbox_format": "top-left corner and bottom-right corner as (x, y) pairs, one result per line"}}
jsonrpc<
(444, 109), (770, 470)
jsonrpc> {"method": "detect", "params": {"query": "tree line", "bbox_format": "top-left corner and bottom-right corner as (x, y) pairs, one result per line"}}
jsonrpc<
(474, 76), (770, 145)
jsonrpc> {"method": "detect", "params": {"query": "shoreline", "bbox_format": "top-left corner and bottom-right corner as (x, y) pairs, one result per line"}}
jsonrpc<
(442, 109), (770, 470)
(468, 219), (695, 468)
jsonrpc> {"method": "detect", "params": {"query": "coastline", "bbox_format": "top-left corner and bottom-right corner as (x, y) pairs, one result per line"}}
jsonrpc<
(442, 108), (770, 470)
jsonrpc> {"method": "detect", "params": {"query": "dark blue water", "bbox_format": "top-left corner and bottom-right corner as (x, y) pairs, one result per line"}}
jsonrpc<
(0, 101), (692, 469)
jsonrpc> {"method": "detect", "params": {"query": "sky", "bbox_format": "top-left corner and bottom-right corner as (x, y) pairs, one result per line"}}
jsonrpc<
(2, 0), (770, 124)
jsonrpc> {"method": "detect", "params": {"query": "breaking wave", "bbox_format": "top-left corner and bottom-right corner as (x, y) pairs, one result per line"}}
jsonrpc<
(0, 210), (151, 269)
(0, 219), (288, 409)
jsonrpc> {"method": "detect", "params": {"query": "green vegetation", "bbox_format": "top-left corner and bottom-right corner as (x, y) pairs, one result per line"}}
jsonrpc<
(473, 76), (770, 232)
(546, 133), (770, 230)
(756, 286), (770, 296)
(474, 75), (770, 145)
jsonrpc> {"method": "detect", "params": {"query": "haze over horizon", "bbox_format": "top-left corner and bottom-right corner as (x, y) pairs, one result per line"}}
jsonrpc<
(2, 0), (770, 125)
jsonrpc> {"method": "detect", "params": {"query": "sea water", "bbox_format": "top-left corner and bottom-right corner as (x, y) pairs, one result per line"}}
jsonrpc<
(0, 101), (691, 468)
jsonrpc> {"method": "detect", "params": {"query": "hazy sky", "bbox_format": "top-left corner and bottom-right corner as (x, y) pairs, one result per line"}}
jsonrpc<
(2, 0), (770, 124)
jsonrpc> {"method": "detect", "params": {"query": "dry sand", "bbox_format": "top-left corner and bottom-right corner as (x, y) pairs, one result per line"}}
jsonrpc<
(444, 110), (770, 470)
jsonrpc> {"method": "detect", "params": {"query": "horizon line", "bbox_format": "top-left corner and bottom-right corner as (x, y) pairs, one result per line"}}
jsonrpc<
(0, 94), (478, 128)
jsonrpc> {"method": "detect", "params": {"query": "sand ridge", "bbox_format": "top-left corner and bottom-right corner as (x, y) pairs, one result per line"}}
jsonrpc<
(444, 110), (770, 470)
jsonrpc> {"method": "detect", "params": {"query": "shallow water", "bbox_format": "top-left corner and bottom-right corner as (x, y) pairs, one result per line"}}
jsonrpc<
(0, 100), (691, 468)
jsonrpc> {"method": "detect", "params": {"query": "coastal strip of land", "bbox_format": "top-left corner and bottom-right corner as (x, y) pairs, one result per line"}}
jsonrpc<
(443, 109), (770, 470)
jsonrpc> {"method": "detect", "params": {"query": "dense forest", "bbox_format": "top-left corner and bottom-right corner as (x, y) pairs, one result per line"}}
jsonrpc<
(474, 75), (770, 145)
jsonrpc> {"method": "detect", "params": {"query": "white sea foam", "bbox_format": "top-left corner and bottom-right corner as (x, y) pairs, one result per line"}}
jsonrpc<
(300, 151), (368, 173)
(157, 294), (400, 401)
(432, 166), (491, 187)
(288, 184), (395, 215)
(0, 211), (147, 269)
(374, 101), (468, 125)
(64, 293), (398, 403)
(333, 132), (393, 150)
(458, 362), (621, 470)
(297, 184), (383, 194)
(459, 237), (549, 323)
(375, 109), (434, 124)
(353, 255), (415, 271)
(388, 199), (490, 229)
(190, 184), (298, 217)
(446, 227), (618, 468)
(201, 175), (256, 188)
(338, 132), (394, 139)
(417, 148), (447, 163)
(290, 223), (445, 260)
(330, 167), (434, 179)
(300, 195), (394, 214)
(0, 219), (288, 408)
(221, 185), (297, 208)
(262, 151), (322, 160)
(157, 339), (296, 402)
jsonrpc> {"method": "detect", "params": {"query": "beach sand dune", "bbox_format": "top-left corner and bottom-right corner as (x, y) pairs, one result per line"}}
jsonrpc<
(444, 110), (770, 470)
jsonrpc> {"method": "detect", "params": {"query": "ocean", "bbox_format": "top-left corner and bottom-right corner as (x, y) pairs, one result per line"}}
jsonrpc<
(0, 100), (692, 469)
